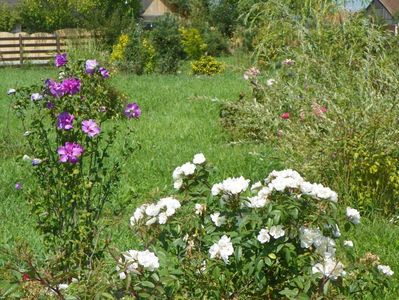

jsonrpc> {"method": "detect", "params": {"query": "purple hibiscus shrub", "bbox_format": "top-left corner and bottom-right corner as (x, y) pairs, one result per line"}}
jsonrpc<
(11, 53), (142, 274)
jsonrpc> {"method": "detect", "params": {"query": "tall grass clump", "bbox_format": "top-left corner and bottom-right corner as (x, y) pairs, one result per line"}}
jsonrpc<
(221, 0), (399, 215)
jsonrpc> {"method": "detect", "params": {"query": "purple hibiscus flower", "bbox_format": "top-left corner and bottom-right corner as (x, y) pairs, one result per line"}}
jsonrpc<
(61, 78), (81, 95)
(47, 79), (65, 98)
(55, 53), (68, 68)
(99, 67), (110, 78)
(85, 59), (98, 74)
(57, 112), (75, 130)
(57, 142), (84, 164)
(124, 103), (141, 119)
(82, 119), (101, 137)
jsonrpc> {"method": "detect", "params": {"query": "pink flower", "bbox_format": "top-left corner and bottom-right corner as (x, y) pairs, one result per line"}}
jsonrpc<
(57, 142), (84, 164)
(82, 119), (101, 137)
(280, 112), (290, 120)
(124, 103), (141, 119)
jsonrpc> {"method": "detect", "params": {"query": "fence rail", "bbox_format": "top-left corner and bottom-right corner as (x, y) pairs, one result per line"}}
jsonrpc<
(0, 29), (97, 66)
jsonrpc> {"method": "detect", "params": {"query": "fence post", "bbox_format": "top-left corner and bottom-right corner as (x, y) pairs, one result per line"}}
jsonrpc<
(19, 34), (23, 66)
(55, 33), (60, 53)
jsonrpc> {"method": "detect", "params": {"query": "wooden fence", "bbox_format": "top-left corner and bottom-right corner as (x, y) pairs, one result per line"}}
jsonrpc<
(0, 29), (97, 66)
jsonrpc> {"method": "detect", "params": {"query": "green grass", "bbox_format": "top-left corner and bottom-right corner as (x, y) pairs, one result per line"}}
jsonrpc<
(1, 60), (399, 298)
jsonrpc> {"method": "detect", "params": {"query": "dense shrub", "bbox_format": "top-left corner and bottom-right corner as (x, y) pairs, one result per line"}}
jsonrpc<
(0, 4), (20, 32)
(191, 55), (225, 75)
(110, 34), (129, 62)
(111, 154), (392, 298)
(124, 23), (156, 75)
(221, 0), (399, 215)
(150, 14), (183, 74)
(179, 27), (207, 59)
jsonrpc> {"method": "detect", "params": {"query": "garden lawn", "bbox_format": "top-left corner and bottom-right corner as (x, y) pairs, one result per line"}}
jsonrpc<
(0, 60), (399, 298)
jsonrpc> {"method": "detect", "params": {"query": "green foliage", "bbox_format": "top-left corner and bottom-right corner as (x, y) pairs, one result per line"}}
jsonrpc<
(17, 0), (140, 46)
(10, 56), (135, 273)
(191, 55), (225, 75)
(111, 34), (129, 62)
(179, 27), (207, 59)
(0, 4), (20, 32)
(221, 0), (399, 216)
(124, 23), (156, 75)
(150, 15), (184, 74)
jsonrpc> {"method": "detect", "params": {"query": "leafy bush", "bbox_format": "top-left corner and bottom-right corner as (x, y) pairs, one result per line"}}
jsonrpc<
(191, 55), (225, 75)
(114, 154), (393, 298)
(221, 0), (399, 215)
(0, 4), (20, 32)
(110, 33), (129, 62)
(124, 22), (156, 75)
(179, 27), (207, 59)
(8, 54), (140, 274)
(150, 14), (183, 74)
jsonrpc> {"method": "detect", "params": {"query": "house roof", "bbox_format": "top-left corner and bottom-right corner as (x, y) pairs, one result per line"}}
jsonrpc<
(375, 0), (399, 16)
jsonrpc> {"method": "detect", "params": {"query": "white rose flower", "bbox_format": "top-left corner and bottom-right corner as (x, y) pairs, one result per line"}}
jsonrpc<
(377, 265), (394, 276)
(180, 162), (196, 176)
(123, 250), (139, 262)
(119, 272), (127, 280)
(210, 212), (225, 227)
(209, 235), (234, 264)
(346, 207), (361, 224)
(193, 153), (206, 164)
(247, 196), (268, 208)
(174, 179), (183, 190)
(145, 204), (160, 217)
(130, 205), (146, 225)
(269, 225), (285, 239)
(172, 166), (183, 180)
(312, 258), (344, 280)
(158, 212), (168, 224)
(211, 183), (223, 196)
(257, 229), (271, 244)
(251, 181), (263, 191)
(299, 227), (322, 248)
(344, 240), (353, 248)
(137, 250), (160, 271)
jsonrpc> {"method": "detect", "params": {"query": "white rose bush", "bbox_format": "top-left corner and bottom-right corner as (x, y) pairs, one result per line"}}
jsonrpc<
(118, 153), (393, 298)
